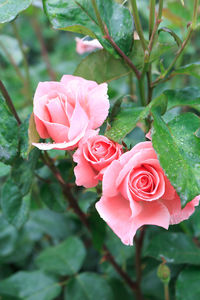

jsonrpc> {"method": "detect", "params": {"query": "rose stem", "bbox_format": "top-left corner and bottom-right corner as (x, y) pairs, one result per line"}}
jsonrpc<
(11, 21), (32, 103)
(31, 17), (57, 81)
(134, 227), (146, 300)
(104, 25), (141, 80)
(164, 283), (170, 300)
(41, 152), (139, 294)
(0, 80), (21, 125)
(130, 0), (147, 52)
(151, 0), (199, 87)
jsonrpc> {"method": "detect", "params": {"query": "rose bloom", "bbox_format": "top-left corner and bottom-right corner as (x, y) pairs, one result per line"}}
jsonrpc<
(96, 141), (200, 245)
(33, 75), (109, 150)
(73, 130), (123, 188)
(75, 38), (103, 54)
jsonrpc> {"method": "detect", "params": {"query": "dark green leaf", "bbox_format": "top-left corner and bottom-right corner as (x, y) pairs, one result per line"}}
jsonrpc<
(176, 267), (200, 300)
(65, 272), (114, 300)
(40, 182), (66, 213)
(1, 179), (31, 229)
(89, 210), (106, 251)
(0, 214), (18, 260)
(0, 0), (32, 23)
(36, 236), (86, 276)
(0, 96), (19, 164)
(0, 162), (10, 177)
(152, 112), (200, 206)
(105, 107), (145, 142)
(43, 0), (134, 55)
(164, 87), (200, 112)
(173, 62), (200, 79)
(144, 232), (200, 265)
(74, 50), (130, 83)
(0, 271), (61, 300)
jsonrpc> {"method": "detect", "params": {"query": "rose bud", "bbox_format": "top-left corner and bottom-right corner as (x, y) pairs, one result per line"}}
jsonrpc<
(73, 130), (123, 188)
(96, 141), (200, 245)
(75, 37), (103, 54)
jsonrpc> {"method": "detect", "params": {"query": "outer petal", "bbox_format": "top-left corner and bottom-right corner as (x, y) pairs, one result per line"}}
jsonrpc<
(34, 82), (67, 103)
(34, 115), (49, 139)
(102, 160), (122, 197)
(87, 83), (110, 129)
(96, 195), (170, 246)
(73, 148), (99, 188)
(161, 194), (200, 225)
(96, 194), (133, 245)
(33, 128), (86, 150)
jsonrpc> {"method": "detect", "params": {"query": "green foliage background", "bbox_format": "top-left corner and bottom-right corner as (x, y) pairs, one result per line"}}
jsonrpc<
(0, 0), (200, 299)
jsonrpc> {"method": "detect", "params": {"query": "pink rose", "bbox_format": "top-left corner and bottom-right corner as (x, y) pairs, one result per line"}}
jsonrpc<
(33, 75), (109, 150)
(75, 38), (103, 54)
(73, 130), (123, 188)
(96, 141), (200, 245)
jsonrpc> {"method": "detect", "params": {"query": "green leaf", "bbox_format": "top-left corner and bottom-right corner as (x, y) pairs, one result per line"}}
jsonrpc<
(43, 0), (134, 55)
(74, 50), (130, 83)
(176, 267), (200, 300)
(158, 27), (182, 46)
(164, 87), (200, 112)
(1, 149), (39, 228)
(144, 232), (200, 265)
(152, 112), (200, 206)
(65, 272), (114, 300)
(0, 214), (18, 259)
(0, 162), (10, 177)
(89, 210), (106, 251)
(1, 179), (31, 229)
(0, 271), (61, 300)
(105, 107), (145, 142)
(0, 96), (19, 164)
(173, 62), (200, 79)
(0, 35), (23, 65)
(0, 0), (32, 23)
(36, 236), (86, 276)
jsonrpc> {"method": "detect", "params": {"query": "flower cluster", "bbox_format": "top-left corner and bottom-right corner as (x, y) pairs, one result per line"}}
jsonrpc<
(33, 75), (200, 245)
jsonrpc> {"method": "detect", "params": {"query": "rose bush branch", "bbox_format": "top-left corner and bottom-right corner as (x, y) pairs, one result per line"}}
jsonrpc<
(41, 151), (139, 294)
(151, 0), (199, 87)
(0, 80), (21, 125)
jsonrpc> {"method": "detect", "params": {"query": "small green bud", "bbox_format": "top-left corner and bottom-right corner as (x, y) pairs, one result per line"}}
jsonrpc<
(157, 263), (171, 284)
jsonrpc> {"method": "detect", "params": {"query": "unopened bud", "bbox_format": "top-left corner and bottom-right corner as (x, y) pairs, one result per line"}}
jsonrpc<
(157, 263), (171, 284)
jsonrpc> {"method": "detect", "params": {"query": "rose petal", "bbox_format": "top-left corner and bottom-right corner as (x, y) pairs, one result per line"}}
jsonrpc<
(96, 195), (170, 246)
(87, 83), (109, 129)
(73, 148), (99, 188)
(161, 194), (200, 225)
(46, 97), (69, 126)
(34, 82), (67, 103)
(68, 100), (89, 141)
(102, 160), (122, 197)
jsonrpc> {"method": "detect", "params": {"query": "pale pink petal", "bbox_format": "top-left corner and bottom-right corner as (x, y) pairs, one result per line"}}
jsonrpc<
(61, 75), (97, 91)
(96, 194), (134, 245)
(96, 195), (170, 246)
(46, 97), (69, 126)
(87, 83), (110, 129)
(40, 121), (69, 143)
(73, 148), (98, 188)
(34, 115), (49, 139)
(161, 194), (200, 225)
(68, 101), (89, 141)
(102, 160), (122, 197)
(33, 128), (86, 150)
(75, 37), (103, 54)
(34, 82), (67, 102)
